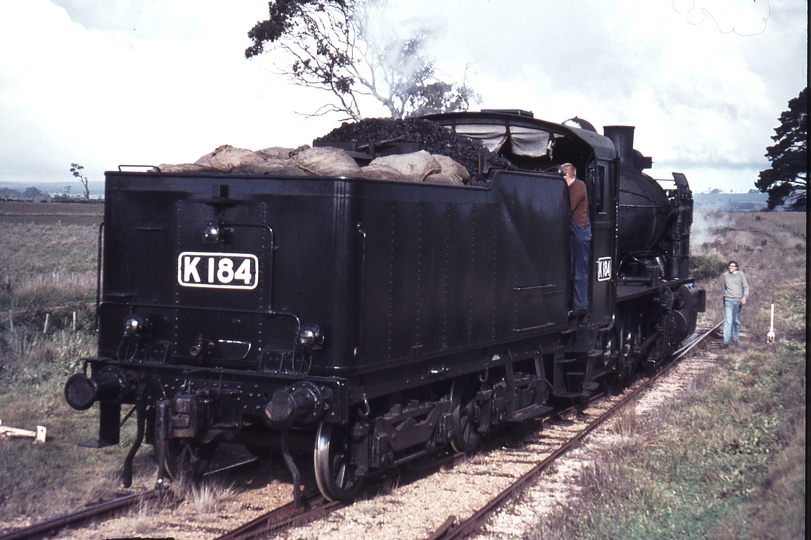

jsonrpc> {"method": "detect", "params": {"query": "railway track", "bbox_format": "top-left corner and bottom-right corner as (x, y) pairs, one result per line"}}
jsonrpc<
(213, 491), (340, 540)
(214, 320), (723, 540)
(0, 490), (164, 540)
(214, 449), (475, 539)
(0, 457), (255, 540)
(1, 323), (722, 540)
(427, 320), (723, 540)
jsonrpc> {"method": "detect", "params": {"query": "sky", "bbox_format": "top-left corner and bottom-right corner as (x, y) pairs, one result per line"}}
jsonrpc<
(0, 0), (807, 194)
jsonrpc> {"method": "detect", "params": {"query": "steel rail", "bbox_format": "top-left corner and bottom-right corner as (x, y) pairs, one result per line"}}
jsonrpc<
(0, 451), (261, 540)
(0, 490), (162, 540)
(674, 320), (724, 357)
(216, 449), (468, 540)
(430, 321), (723, 540)
(214, 491), (342, 540)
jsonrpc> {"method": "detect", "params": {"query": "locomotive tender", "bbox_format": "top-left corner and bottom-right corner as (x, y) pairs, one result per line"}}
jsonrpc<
(64, 110), (705, 504)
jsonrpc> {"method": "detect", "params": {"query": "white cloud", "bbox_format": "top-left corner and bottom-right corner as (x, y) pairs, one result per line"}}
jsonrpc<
(422, 0), (806, 192)
(49, 0), (203, 41)
(0, 0), (338, 185)
(670, 0), (772, 36)
(0, 0), (806, 194)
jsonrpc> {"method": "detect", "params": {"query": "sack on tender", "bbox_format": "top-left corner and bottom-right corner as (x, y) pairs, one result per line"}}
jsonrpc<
(207, 145), (265, 172)
(256, 147), (296, 160)
(294, 147), (361, 176)
(433, 155), (470, 183)
(424, 172), (465, 185)
(231, 159), (308, 175)
(368, 151), (441, 183)
(359, 163), (403, 180)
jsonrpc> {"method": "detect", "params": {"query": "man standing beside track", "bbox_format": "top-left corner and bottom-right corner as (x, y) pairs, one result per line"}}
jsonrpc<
(722, 260), (749, 347)
(562, 163), (590, 316)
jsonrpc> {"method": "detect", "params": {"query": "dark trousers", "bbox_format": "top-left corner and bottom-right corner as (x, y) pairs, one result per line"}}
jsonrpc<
(570, 219), (591, 311)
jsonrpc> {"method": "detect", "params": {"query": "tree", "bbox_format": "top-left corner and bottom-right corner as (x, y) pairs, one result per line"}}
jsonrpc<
(22, 187), (49, 202)
(246, 0), (479, 120)
(70, 163), (91, 200)
(755, 87), (807, 210)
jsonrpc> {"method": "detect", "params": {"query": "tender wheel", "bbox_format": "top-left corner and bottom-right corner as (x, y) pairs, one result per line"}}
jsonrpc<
(314, 421), (362, 502)
(156, 439), (216, 480)
(450, 375), (482, 453)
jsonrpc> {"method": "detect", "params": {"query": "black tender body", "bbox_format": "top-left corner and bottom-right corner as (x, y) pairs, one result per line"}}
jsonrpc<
(65, 110), (704, 504)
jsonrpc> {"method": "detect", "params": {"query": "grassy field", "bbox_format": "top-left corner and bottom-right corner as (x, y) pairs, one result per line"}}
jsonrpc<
(0, 218), (155, 530)
(535, 211), (807, 539)
(0, 210), (805, 536)
(0, 201), (103, 226)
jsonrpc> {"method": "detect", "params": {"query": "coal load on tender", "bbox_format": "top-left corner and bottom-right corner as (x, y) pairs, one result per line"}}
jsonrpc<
(153, 117), (511, 185)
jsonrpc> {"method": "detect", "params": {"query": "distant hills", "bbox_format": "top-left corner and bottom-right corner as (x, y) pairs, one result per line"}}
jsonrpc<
(692, 191), (770, 212)
(0, 181), (105, 200)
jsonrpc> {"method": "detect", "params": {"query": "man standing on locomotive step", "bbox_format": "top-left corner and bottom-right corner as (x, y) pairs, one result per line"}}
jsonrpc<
(722, 260), (749, 347)
(562, 163), (590, 316)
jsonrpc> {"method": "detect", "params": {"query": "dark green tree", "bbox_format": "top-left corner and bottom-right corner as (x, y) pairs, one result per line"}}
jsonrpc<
(245, 0), (479, 120)
(246, 0), (344, 58)
(755, 87), (807, 210)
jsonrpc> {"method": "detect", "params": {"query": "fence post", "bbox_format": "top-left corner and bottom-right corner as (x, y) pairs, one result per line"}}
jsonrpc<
(73, 311), (77, 332)
(43, 313), (50, 334)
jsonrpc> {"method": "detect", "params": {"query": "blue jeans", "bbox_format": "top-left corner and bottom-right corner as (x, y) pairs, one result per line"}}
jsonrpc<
(723, 299), (742, 344)
(570, 219), (591, 311)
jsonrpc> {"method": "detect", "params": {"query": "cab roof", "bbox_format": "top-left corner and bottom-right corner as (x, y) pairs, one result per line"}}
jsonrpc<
(422, 110), (618, 162)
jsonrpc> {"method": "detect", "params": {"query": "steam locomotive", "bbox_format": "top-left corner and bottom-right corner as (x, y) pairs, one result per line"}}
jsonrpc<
(64, 110), (705, 505)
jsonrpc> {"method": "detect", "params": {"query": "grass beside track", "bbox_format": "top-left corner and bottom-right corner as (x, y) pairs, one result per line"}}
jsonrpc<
(543, 339), (806, 540)
(0, 219), (154, 531)
(535, 211), (806, 540)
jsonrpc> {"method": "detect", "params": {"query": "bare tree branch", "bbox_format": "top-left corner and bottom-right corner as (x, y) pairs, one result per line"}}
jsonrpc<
(246, 0), (480, 120)
(69, 163), (90, 200)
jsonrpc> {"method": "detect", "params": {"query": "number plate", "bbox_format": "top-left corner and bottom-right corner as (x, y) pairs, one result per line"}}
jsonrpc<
(177, 252), (259, 289)
(596, 257), (612, 282)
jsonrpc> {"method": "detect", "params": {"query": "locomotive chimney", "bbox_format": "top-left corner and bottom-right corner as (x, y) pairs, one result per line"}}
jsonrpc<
(603, 125), (635, 168)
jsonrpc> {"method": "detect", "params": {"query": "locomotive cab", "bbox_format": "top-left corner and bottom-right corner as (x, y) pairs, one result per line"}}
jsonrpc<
(426, 110), (703, 395)
(425, 110), (618, 327)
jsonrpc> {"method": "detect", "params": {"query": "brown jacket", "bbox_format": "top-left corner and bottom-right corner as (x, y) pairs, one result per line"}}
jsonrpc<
(568, 178), (588, 227)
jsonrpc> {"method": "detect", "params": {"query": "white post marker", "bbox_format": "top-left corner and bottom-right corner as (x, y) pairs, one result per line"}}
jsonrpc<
(766, 303), (776, 343)
(0, 420), (47, 443)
